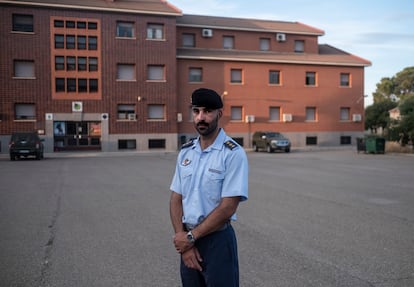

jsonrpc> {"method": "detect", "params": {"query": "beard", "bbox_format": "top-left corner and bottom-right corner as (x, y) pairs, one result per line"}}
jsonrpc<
(194, 114), (219, 137)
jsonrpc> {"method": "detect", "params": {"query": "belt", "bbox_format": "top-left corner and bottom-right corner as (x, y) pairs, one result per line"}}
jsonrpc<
(184, 221), (230, 232)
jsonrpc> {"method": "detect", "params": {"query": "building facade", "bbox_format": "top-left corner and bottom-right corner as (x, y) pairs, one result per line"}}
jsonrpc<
(0, 0), (371, 153)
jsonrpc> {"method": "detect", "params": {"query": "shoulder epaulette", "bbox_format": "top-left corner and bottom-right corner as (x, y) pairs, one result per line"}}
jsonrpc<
(224, 140), (238, 150)
(181, 139), (195, 149)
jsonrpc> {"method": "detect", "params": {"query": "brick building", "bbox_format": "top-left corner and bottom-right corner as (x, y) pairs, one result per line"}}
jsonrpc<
(0, 0), (370, 153)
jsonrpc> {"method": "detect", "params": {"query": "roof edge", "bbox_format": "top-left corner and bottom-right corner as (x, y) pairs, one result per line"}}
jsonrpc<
(0, 0), (183, 16)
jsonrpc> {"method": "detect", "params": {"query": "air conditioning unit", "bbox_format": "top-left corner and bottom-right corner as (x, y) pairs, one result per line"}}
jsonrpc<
(202, 28), (213, 38)
(276, 33), (286, 42)
(101, 113), (109, 120)
(282, 113), (292, 122)
(245, 115), (255, 123)
(128, 113), (136, 120)
(352, 114), (362, 122)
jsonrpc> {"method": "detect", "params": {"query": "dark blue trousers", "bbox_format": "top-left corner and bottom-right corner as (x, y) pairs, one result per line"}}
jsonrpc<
(180, 225), (239, 287)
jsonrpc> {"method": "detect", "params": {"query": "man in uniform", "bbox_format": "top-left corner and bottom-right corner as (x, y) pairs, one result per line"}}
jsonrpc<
(169, 88), (249, 287)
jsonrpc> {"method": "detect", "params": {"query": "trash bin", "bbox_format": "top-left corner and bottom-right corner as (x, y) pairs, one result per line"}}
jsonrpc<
(365, 136), (385, 154)
(356, 137), (365, 153)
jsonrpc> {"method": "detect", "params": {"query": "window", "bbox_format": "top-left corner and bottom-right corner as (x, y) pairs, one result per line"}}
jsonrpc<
(66, 56), (76, 71)
(231, 106), (243, 121)
(88, 22), (97, 30)
(306, 107), (316, 121)
(77, 36), (86, 49)
(340, 73), (350, 87)
(117, 104), (136, 119)
(189, 68), (202, 82)
(117, 64), (136, 81)
(15, 104), (35, 120)
(117, 22), (134, 38)
(56, 78), (65, 92)
(67, 78), (76, 92)
(294, 40), (304, 53)
(12, 14), (33, 32)
(260, 38), (270, 51)
(78, 57), (87, 71)
(340, 107), (350, 121)
(118, 139), (136, 150)
(340, 136), (352, 145)
(269, 70), (280, 85)
(223, 36), (234, 49)
(269, 107), (281, 121)
(66, 21), (75, 28)
(147, 23), (164, 39)
(306, 136), (318, 145)
(77, 21), (86, 29)
(89, 57), (98, 71)
(54, 34), (64, 48)
(182, 33), (195, 47)
(78, 79), (88, 92)
(306, 72), (316, 86)
(55, 56), (65, 70)
(148, 105), (165, 120)
(88, 36), (97, 50)
(66, 35), (75, 49)
(14, 60), (34, 78)
(148, 139), (166, 149)
(231, 69), (242, 84)
(147, 65), (165, 81)
(54, 20), (64, 28)
(89, 79), (98, 92)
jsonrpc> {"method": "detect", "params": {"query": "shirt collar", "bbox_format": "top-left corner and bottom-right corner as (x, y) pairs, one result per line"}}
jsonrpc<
(194, 128), (225, 152)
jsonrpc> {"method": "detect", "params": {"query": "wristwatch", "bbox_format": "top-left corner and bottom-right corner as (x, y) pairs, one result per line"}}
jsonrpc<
(186, 230), (196, 244)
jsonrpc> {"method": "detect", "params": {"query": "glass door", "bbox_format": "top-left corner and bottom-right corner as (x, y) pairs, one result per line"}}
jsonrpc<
(54, 121), (101, 151)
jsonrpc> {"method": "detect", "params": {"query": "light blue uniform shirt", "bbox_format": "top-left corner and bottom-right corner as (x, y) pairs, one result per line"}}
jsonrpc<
(170, 129), (248, 226)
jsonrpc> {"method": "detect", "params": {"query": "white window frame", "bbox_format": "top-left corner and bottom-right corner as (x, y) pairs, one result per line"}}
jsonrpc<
(14, 60), (35, 78)
(340, 73), (351, 87)
(294, 40), (304, 53)
(269, 70), (280, 85)
(306, 72), (316, 86)
(117, 104), (136, 119)
(147, 23), (164, 40)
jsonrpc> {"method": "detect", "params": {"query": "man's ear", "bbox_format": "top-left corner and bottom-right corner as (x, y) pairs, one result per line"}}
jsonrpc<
(218, 109), (223, 118)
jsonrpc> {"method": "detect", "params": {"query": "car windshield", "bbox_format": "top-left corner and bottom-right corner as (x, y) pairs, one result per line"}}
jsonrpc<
(267, 132), (283, 138)
(13, 134), (36, 143)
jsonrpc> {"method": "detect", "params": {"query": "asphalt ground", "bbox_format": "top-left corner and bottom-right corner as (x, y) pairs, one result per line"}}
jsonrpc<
(0, 149), (413, 287)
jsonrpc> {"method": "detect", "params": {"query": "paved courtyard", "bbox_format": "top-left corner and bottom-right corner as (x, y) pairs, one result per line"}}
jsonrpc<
(0, 149), (413, 286)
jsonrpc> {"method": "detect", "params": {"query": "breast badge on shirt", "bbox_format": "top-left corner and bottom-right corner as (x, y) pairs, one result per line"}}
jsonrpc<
(181, 158), (191, 166)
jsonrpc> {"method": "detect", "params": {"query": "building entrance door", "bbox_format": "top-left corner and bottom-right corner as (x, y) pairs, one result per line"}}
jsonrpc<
(54, 121), (101, 151)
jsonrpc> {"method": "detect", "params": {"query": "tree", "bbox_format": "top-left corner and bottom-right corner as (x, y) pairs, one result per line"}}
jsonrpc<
(365, 100), (397, 132)
(372, 66), (414, 103)
(398, 96), (414, 144)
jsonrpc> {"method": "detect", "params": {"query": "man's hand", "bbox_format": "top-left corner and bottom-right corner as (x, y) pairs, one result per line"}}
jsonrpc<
(181, 247), (203, 271)
(173, 231), (193, 254)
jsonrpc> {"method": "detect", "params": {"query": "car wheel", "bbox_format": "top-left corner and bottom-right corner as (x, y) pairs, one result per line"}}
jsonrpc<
(266, 145), (273, 153)
(253, 143), (258, 152)
(10, 154), (15, 161)
(285, 148), (290, 153)
(36, 152), (41, 160)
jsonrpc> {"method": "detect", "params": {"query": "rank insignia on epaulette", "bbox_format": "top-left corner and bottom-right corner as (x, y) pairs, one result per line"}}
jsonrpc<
(181, 139), (194, 149)
(224, 140), (237, 150)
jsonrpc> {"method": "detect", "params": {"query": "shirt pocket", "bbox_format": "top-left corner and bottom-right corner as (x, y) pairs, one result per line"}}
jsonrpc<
(204, 169), (225, 202)
(180, 166), (193, 197)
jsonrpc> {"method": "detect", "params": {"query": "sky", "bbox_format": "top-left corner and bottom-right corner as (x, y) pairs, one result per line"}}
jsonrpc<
(168, 0), (414, 106)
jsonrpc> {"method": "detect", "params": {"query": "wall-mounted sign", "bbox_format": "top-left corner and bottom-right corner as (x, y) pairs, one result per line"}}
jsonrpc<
(72, 101), (83, 112)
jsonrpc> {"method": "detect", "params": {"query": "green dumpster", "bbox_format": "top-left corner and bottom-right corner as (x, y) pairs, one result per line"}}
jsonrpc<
(365, 136), (385, 154)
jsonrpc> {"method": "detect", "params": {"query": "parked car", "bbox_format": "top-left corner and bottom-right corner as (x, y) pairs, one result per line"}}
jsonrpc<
(252, 131), (291, 153)
(9, 132), (44, 160)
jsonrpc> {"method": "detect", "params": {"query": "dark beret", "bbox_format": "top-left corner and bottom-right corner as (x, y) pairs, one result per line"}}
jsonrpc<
(191, 88), (223, 109)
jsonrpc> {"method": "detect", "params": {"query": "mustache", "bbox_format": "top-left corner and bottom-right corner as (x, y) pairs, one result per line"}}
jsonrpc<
(197, 121), (209, 127)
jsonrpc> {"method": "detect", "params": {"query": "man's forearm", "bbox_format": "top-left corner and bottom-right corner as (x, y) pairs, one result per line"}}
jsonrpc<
(170, 192), (184, 233)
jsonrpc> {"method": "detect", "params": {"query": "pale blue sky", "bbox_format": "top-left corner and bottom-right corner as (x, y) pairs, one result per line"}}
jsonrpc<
(169, 0), (414, 106)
